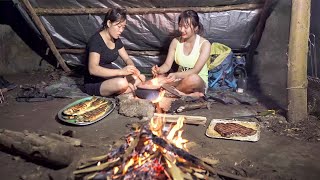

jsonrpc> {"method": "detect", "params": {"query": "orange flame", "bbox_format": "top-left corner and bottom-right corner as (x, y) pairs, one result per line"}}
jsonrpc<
(113, 166), (119, 174)
(150, 115), (188, 152)
(166, 117), (188, 150)
(123, 158), (135, 174)
(150, 116), (165, 136)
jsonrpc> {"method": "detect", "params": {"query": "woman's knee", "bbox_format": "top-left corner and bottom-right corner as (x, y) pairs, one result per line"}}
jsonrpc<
(116, 78), (129, 91)
(184, 74), (202, 85)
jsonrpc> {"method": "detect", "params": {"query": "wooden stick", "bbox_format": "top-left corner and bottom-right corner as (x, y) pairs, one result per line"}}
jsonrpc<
(153, 113), (207, 125)
(73, 158), (120, 175)
(34, 4), (263, 15)
(20, 0), (71, 72)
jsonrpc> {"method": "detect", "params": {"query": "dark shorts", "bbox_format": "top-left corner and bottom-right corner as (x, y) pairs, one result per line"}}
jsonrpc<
(84, 82), (103, 96)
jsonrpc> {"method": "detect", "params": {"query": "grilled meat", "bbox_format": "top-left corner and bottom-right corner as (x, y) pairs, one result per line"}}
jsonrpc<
(214, 123), (257, 137)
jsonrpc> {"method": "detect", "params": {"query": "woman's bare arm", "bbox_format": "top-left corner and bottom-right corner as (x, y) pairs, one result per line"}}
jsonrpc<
(118, 47), (135, 66)
(88, 52), (129, 78)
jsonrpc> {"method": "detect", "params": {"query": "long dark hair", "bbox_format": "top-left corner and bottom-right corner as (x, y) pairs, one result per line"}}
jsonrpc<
(178, 10), (204, 35)
(100, 8), (127, 31)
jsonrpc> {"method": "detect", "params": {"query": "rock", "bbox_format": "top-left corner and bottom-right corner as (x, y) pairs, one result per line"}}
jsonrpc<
(117, 94), (155, 119)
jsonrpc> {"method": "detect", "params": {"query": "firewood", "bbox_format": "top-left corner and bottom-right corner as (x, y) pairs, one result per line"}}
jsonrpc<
(74, 158), (120, 175)
(193, 172), (207, 179)
(153, 113), (207, 125)
(163, 153), (193, 180)
(152, 135), (255, 180)
(0, 129), (73, 168)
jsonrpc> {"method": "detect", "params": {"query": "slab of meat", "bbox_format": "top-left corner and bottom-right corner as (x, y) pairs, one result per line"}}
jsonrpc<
(214, 123), (257, 137)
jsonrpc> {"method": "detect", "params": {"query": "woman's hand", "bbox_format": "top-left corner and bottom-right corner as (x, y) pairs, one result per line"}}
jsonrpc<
(166, 73), (179, 83)
(152, 65), (160, 77)
(121, 65), (137, 76)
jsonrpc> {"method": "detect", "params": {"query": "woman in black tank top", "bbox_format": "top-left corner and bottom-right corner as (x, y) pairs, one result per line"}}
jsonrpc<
(84, 8), (145, 96)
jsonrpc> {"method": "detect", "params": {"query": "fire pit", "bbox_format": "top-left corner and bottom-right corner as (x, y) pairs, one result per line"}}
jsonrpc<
(73, 116), (242, 180)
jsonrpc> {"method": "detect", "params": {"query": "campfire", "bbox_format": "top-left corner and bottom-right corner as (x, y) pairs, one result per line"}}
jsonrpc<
(74, 80), (243, 180)
(74, 116), (218, 179)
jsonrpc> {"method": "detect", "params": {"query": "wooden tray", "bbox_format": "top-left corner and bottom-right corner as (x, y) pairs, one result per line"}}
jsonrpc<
(57, 96), (115, 126)
(206, 119), (260, 142)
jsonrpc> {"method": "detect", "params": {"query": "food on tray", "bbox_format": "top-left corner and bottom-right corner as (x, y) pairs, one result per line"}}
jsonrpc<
(63, 96), (98, 115)
(77, 102), (113, 122)
(73, 98), (109, 116)
(214, 123), (257, 137)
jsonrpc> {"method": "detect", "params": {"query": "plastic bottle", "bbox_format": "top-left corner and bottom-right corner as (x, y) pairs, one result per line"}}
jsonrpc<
(237, 77), (247, 93)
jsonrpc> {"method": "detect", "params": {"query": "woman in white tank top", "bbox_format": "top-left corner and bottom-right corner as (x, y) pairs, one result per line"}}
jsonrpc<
(152, 10), (211, 95)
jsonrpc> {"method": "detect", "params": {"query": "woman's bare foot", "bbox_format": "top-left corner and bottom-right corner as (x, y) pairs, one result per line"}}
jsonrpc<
(173, 88), (204, 98)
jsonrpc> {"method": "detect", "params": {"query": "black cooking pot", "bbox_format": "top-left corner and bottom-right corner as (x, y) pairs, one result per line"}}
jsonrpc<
(135, 84), (161, 101)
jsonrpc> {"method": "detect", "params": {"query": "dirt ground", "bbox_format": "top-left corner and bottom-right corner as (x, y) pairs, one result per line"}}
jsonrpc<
(0, 70), (320, 180)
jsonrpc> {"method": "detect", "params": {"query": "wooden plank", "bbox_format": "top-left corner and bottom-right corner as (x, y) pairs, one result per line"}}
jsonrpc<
(21, 0), (71, 72)
(153, 113), (207, 125)
(34, 4), (263, 15)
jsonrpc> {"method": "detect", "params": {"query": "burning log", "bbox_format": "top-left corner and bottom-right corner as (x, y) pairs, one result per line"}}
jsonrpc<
(153, 113), (207, 125)
(0, 129), (74, 168)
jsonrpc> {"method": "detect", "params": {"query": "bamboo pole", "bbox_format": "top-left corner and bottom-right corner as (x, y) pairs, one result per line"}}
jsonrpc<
(34, 4), (263, 15)
(287, 0), (310, 122)
(20, 0), (71, 72)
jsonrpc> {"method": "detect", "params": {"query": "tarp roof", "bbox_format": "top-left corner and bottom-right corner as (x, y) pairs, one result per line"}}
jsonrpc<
(15, 0), (265, 68)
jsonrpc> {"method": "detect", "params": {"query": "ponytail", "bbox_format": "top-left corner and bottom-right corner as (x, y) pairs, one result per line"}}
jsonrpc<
(100, 7), (127, 31)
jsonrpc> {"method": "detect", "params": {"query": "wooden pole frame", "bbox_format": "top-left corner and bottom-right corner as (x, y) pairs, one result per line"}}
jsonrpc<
(247, 0), (278, 74)
(287, 0), (310, 122)
(20, 0), (71, 72)
(34, 4), (263, 15)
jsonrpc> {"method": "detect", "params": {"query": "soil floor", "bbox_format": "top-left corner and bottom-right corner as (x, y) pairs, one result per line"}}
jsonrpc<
(0, 71), (320, 180)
